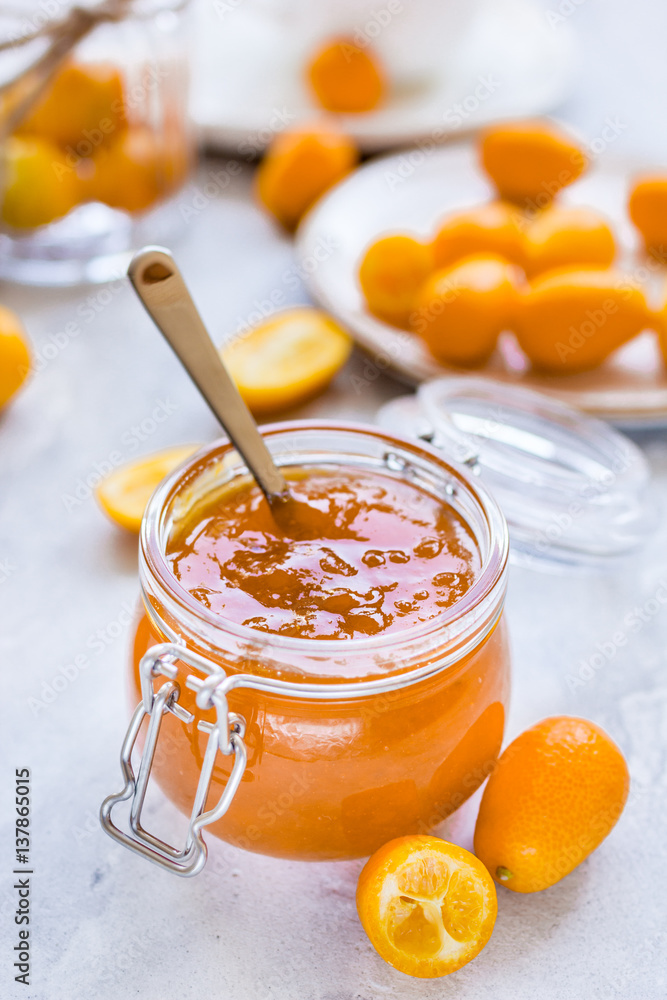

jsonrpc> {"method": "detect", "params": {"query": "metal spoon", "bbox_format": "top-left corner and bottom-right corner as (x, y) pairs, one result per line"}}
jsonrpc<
(128, 246), (290, 505)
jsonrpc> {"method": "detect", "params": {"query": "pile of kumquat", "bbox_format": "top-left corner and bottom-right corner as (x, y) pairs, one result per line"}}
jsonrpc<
(1, 60), (189, 230)
(357, 119), (667, 375)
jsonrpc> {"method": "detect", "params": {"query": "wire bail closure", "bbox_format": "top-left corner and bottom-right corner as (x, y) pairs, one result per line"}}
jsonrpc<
(100, 642), (247, 877)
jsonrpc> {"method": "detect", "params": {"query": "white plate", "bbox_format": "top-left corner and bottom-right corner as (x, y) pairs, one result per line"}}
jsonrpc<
(191, 0), (579, 155)
(296, 140), (667, 428)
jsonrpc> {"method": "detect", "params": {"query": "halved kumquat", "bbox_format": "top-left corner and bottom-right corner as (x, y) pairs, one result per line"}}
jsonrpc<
(356, 835), (497, 979)
(221, 307), (352, 416)
(95, 445), (200, 533)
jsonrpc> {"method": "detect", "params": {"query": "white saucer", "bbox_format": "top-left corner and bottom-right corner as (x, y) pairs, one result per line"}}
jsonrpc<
(190, 0), (579, 155)
(295, 140), (667, 429)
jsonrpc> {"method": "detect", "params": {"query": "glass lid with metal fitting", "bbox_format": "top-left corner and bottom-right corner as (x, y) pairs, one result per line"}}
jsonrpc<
(377, 377), (655, 571)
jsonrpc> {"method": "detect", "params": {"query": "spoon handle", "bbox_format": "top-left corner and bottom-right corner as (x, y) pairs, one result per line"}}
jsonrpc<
(128, 246), (289, 503)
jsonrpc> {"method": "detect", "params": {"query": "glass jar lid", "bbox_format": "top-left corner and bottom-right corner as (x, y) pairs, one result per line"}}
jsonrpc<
(377, 377), (655, 571)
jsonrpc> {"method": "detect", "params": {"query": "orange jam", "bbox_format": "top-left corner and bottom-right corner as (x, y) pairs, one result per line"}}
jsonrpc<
(166, 469), (481, 641)
(131, 429), (510, 861)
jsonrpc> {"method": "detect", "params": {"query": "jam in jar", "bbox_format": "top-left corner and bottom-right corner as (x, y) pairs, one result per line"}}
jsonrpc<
(110, 422), (510, 869)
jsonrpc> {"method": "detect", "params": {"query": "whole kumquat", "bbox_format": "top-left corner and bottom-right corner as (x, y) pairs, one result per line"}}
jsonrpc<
(513, 267), (650, 374)
(89, 127), (171, 214)
(523, 205), (616, 277)
(0, 305), (31, 409)
(256, 125), (358, 231)
(628, 175), (667, 258)
(474, 715), (630, 894)
(432, 201), (525, 269)
(1, 136), (78, 229)
(306, 37), (385, 113)
(412, 254), (518, 367)
(480, 119), (587, 207)
(18, 60), (126, 149)
(162, 113), (192, 192)
(653, 283), (667, 365)
(359, 234), (433, 328)
(357, 835), (497, 978)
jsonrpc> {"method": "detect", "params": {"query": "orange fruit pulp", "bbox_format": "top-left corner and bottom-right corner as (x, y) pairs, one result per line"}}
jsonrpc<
(356, 836), (497, 978)
(221, 307), (351, 416)
(95, 445), (200, 533)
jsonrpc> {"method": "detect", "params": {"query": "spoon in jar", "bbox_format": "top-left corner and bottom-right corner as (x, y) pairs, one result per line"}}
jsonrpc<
(128, 246), (329, 537)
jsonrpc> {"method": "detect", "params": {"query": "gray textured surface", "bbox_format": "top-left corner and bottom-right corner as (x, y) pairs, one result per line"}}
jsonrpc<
(2, 2), (667, 996)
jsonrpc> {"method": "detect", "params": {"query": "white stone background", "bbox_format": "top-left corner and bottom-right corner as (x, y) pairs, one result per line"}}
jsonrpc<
(1, 0), (667, 998)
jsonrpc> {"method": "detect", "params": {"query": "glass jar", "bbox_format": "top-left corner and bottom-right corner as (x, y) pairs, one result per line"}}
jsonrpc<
(0, 0), (193, 284)
(102, 422), (510, 874)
